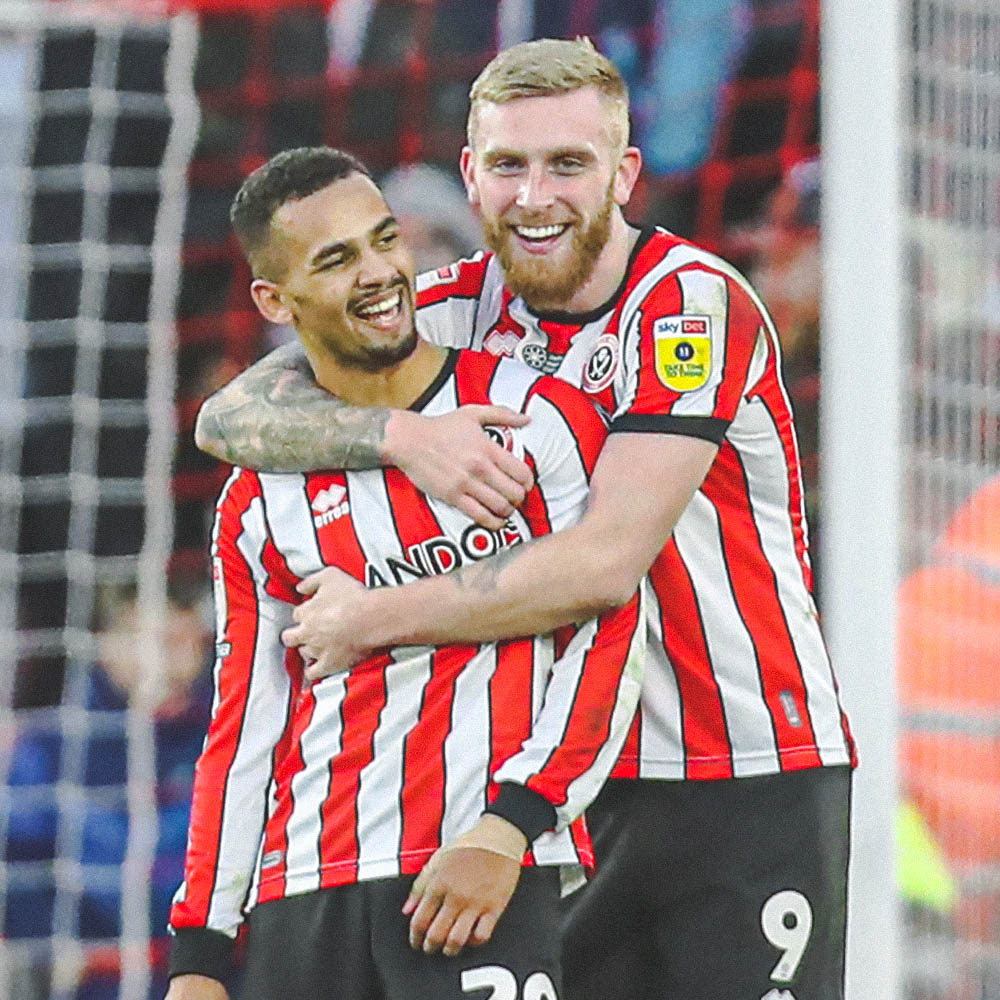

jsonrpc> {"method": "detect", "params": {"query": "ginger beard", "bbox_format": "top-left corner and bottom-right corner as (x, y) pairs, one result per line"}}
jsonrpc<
(482, 179), (616, 312)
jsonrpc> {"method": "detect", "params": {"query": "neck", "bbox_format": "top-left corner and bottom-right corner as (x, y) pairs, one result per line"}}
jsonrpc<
(528, 211), (640, 314)
(305, 337), (449, 409)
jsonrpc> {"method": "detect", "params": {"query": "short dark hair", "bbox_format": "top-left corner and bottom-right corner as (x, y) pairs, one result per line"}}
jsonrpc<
(230, 146), (372, 276)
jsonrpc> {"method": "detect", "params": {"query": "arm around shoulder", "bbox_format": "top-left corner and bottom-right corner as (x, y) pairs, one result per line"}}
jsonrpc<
(569, 430), (719, 605)
(310, 429), (719, 654)
(192, 344), (532, 523)
(193, 341), (370, 471)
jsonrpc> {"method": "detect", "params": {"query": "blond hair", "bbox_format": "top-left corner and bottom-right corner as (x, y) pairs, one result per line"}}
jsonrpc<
(468, 37), (630, 155)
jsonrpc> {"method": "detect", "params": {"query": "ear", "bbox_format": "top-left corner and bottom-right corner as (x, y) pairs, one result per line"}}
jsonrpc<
(250, 278), (293, 326)
(612, 146), (643, 207)
(459, 146), (480, 206)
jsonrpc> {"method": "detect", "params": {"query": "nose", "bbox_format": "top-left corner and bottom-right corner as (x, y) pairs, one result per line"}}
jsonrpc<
(356, 245), (397, 287)
(515, 164), (555, 211)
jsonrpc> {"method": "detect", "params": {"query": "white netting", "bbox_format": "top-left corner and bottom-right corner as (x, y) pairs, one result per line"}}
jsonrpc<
(900, 2), (1000, 998)
(0, 3), (199, 998)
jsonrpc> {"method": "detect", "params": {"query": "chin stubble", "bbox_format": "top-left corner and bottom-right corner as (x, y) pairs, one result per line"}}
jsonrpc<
(342, 281), (419, 373)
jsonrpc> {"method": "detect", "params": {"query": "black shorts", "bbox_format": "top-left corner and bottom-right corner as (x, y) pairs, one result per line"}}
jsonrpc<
(562, 766), (852, 1000)
(241, 867), (562, 1000)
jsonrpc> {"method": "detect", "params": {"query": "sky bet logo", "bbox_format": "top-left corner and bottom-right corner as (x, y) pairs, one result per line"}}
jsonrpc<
(366, 523), (523, 587)
(654, 316), (708, 336)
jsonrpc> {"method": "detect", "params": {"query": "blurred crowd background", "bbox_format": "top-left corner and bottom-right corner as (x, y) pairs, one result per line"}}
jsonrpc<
(1, 0), (996, 998)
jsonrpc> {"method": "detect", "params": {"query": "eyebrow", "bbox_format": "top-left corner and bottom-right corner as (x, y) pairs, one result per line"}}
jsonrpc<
(546, 146), (597, 160)
(483, 146), (596, 164)
(309, 214), (399, 269)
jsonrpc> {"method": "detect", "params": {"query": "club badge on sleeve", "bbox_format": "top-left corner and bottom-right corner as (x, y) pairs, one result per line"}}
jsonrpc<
(653, 315), (712, 392)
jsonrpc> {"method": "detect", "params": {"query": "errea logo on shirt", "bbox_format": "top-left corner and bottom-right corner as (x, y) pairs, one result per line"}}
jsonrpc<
(311, 485), (349, 528)
(484, 330), (521, 357)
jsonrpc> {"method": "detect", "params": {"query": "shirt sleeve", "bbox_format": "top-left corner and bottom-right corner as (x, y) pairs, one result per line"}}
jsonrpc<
(610, 261), (773, 444)
(416, 251), (504, 351)
(488, 377), (646, 833)
(168, 470), (297, 983)
(414, 254), (491, 349)
(489, 589), (645, 834)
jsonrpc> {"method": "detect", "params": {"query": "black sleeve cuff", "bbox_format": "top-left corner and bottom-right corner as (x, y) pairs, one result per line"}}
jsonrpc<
(485, 783), (558, 842)
(609, 413), (729, 444)
(168, 927), (237, 984)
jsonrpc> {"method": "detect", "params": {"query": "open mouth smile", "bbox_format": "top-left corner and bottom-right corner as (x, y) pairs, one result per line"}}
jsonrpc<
(512, 223), (571, 246)
(353, 289), (404, 325)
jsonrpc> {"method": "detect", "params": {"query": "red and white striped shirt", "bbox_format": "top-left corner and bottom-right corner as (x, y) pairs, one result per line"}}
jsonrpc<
(169, 350), (645, 942)
(415, 230), (855, 781)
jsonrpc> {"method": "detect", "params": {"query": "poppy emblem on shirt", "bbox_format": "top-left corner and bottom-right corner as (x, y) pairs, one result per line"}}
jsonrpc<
(652, 314), (712, 392)
(581, 333), (620, 394)
(517, 341), (561, 374)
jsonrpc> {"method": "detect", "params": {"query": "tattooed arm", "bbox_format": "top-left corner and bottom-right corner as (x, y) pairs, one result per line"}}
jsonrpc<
(195, 342), (391, 472)
(194, 343), (534, 528)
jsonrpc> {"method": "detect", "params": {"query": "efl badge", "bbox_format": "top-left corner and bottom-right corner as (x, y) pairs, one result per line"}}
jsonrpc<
(581, 333), (620, 394)
(653, 315), (712, 392)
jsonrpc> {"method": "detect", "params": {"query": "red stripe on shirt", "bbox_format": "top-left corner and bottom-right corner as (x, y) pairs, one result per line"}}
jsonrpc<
(486, 637), (537, 804)
(416, 254), (490, 309)
(398, 646), (475, 873)
(526, 595), (643, 804)
(172, 473), (263, 926)
(317, 657), (392, 886)
(256, 687), (318, 904)
(704, 442), (822, 767)
(650, 545), (735, 779)
(308, 473), (369, 582)
(747, 345), (814, 594)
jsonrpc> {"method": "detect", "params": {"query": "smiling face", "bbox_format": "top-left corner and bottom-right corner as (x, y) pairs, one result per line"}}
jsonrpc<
(252, 171), (418, 374)
(461, 87), (639, 312)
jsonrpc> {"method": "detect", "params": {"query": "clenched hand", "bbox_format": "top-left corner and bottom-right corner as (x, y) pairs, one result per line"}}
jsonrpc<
(384, 406), (534, 530)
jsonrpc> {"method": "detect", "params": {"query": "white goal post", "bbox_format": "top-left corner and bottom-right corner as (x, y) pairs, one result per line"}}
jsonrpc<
(821, 2), (904, 999)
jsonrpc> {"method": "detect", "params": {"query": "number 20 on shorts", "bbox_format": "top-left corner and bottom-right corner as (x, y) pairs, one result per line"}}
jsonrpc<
(461, 965), (558, 1000)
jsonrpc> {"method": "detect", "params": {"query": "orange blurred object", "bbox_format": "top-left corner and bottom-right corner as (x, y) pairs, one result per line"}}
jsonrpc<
(898, 477), (1000, 951)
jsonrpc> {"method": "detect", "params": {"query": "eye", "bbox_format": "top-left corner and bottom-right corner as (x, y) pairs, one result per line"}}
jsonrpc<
(490, 158), (523, 175)
(552, 156), (586, 174)
(317, 254), (347, 271)
(377, 230), (399, 248)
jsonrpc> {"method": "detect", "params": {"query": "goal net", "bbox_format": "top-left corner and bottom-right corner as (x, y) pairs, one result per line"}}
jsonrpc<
(824, 1), (999, 998)
(899, 1), (1000, 997)
(0, 3), (198, 999)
